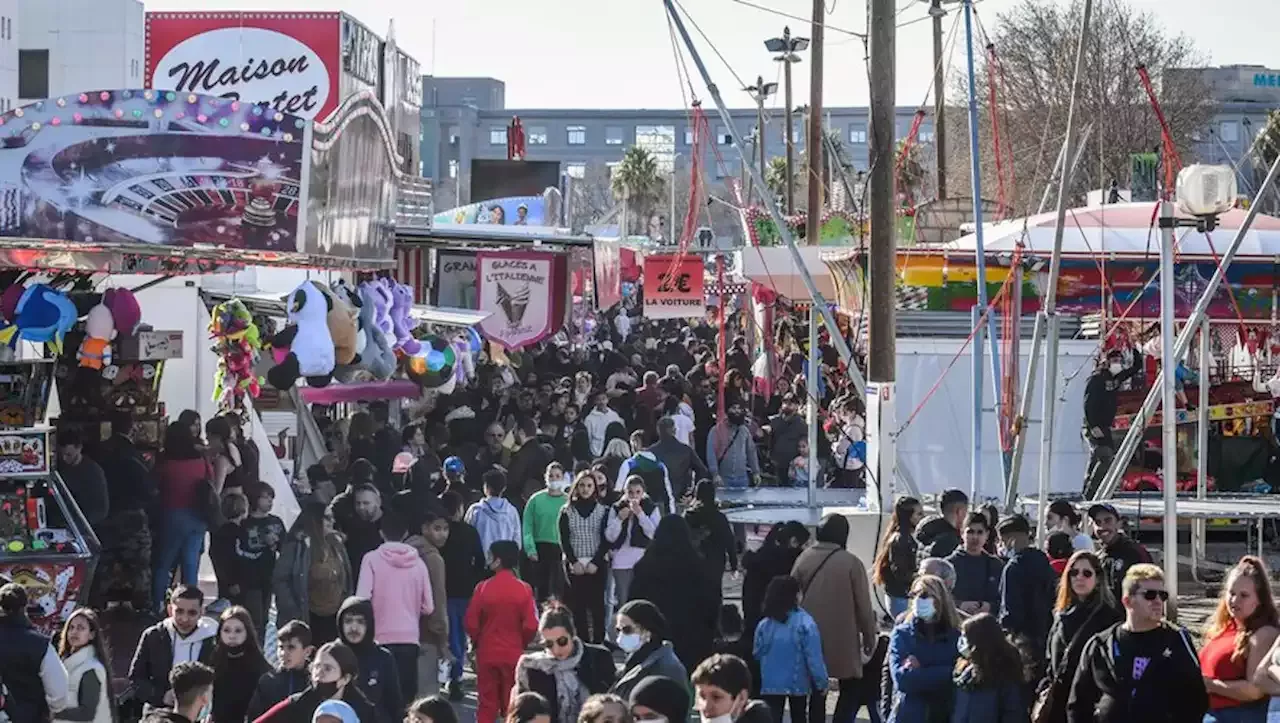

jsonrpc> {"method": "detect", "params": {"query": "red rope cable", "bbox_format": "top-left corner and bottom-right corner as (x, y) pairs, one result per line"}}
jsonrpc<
(998, 246), (1022, 450)
(985, 43), (1008, 220)
(1136, 64), (1182, 199)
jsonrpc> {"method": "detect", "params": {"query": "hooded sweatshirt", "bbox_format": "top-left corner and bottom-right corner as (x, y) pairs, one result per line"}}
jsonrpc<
(466, 496), (523, 562)
(356, 540), (434, 645)
(128, 616), (217, 709)
(337, 596), (403, 723)
(914, 514), (962, 563)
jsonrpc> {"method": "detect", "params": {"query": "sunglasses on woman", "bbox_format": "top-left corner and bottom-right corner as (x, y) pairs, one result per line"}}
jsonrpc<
(542, 636), (571, 650)
(1069, 568), (1095, 579)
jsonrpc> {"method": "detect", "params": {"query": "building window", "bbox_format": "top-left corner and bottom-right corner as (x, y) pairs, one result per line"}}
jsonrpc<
(566, 162), (586, 179)
(684, 127), (694, 145)
(489, 126), (507, 145)
(18, 50), (49, 100)
(1219, 120), (1239, 143)
(448, 125), (460, 144)
(606, 161), (621, 179)
(527, 126), (548, 145)
(605, 126), (624, 145)
(918, 127), (934, 143)
(567, 126), (586, 145)
(448, 160), (458, 179)
(848, 125), (867, 144)
(716, 126), (733, 145)
(635, 125), (676, 172)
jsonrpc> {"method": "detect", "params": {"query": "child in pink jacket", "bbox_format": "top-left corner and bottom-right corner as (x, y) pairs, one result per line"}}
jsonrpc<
(356, 510), (434, 698)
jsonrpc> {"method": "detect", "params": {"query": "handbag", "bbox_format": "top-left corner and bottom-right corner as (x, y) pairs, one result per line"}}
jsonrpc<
(192, 460), (221, 525)
(1031, 605), (1103, 723)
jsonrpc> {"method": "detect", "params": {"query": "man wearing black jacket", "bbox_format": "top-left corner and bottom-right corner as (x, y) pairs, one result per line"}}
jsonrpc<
(128, 585), (216, 711)
(1067, 563), (1207, 723)
(246, 620), (314, 720)
(646, 416), (708, 503)
(996, 514), (1057, 663)
(141, 662), (214, 723)
(507, 417), (555, 506)
(914, 488), (968, 563)
(439, 491), (487, 700)
(337, 596), (403, 723)
(1089, 503), (1153, 603)
(1082, 349), (1140, 497)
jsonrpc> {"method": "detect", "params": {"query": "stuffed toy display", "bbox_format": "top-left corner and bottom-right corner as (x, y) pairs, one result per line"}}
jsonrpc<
(389, 282), (422, 355)
(0, 284), (78, 352)
(209, 298), (263, 412)
(311, 281), (360, 366)
(102, 288), (142, 337)
(373, 278), (395, 339)
(266, 281), (336, 390)
(77, 302), (117, 370)
(355, 281), (397, 380)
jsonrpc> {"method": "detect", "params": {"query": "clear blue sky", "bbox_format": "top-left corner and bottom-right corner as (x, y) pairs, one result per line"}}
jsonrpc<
(144, 0), (1271, 110)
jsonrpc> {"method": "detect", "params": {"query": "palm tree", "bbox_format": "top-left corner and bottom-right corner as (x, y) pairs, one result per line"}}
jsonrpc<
(611, 146), (666, 236)
(764, 157), (792, 206)
(895, 139), (927, 209)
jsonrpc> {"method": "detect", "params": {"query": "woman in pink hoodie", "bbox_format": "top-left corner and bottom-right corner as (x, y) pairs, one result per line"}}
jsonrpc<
(356, 509), (434, 700)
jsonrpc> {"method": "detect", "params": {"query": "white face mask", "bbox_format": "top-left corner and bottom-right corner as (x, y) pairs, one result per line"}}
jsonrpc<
(617, 632), (644, 652)
(548, 479), (569, 493)
(913, 596), (937, 621)
(1109, 363), (1123, 375)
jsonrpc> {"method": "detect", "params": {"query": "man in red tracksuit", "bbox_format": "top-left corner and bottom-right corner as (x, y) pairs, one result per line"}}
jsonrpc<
(465, 540), (538, 723)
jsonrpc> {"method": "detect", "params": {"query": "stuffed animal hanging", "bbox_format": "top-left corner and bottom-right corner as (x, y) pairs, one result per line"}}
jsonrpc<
(356, 280), (397, 380)
(77, 302), (116, 370)
(209, 298), (263, 412)
(312, 281), (360, 366)
(0, 284), (77, 352)
(389, 282), (421, 355)
(266, 281), (335, 390)
(102, 288), (142, 337)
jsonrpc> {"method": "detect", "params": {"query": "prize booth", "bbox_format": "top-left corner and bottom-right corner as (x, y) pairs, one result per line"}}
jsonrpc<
(0, 86), (414, 632)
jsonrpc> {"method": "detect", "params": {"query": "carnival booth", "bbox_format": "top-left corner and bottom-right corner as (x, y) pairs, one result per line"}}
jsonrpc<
(0, 85), (411, 623)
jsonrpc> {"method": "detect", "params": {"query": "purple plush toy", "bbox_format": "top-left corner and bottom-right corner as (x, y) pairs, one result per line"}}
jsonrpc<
(390, 282), (422, 355)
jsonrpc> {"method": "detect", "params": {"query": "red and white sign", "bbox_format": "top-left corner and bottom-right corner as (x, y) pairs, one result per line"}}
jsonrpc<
(477, 250), (569, 350)
(644, 255), (706, 319)
(146, 12), (342, 121)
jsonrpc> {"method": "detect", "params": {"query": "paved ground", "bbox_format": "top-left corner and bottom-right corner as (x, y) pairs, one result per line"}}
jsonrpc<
(102, 537), (1262, 723)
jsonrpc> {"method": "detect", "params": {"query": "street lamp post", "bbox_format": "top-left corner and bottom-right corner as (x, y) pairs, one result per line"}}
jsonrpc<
(767, 27), (809, 215)
(745, 76), (778, 203)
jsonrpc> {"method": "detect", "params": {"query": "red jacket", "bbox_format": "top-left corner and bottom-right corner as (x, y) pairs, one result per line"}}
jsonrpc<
(464, 569), (538, 665)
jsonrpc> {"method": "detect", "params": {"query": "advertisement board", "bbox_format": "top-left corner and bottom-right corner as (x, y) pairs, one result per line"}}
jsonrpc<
(145, 12), (343, 122)
(0, 89), (308, 253)
(470, 159), (560, 203)
(643, 255), (706, 319)
(435, 195), (552, 227)
(433, 249), (479, 309)
(476, 250), (569, 350)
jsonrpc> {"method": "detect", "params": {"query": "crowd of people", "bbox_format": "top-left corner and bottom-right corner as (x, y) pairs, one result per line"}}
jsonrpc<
(1, 314), (1278, 723)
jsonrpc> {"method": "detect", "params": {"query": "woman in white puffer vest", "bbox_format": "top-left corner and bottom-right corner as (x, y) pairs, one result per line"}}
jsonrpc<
(54, 609), (114, 723)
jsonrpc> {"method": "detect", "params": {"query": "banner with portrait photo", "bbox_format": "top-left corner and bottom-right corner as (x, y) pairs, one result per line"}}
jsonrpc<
(476, 250), (570, 350)
(643, 254), (706, 319)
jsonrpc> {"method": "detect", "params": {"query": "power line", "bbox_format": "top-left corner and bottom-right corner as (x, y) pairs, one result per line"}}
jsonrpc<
(727, 0), (866, 37)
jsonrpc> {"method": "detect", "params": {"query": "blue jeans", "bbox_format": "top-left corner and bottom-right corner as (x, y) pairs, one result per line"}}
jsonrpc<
(447, 597), (470, 683)
(1211, 700), (1266, 723)
(721, 474), (749, 490)
(152, 508), (207, 612)
(887, 595), (909, 620)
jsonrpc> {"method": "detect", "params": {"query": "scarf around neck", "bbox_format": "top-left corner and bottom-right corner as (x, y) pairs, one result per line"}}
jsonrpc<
(520, 640), (587, 723)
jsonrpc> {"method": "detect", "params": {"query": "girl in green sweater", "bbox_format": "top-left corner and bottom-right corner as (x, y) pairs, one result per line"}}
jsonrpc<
(523, 462), (570, 602)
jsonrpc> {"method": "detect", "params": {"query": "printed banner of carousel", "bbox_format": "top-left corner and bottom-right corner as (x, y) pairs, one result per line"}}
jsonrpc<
(828, 252), (1280, 320)
(0, 88), (316, 268)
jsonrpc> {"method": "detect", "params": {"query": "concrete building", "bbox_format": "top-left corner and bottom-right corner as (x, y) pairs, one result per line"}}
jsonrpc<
(420, 75), (933, 207)
(1168, 65), (1280, 194)
(17, 0), (143, 105)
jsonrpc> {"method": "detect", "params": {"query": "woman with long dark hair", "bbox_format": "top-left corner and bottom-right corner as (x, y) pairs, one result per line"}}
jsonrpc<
(206, 416), (248, 499)
(1039, 550), (1121, 723)
(1199, 556), (1279, 722)
(512, 603), (616, 723)
(152, 421), (215, 613)
(54, 608), (116, 723)
(872, 496), (922, 619)
(950, 613), (1026, 722)
(211, 605), (271, 723)
(628, 515), (721, 670)
(254, 641), (379, 723)
(559, 472), (611, 643)
(754, 576), (828, 723)
(272, 501), (352, 643)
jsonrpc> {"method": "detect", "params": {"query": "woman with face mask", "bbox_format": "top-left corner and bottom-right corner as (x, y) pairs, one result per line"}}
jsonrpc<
(512, 603), (617, 723)
(609, 600), (688, 701)
(254, 641), (377, 723)
(885, 575), (961, 723)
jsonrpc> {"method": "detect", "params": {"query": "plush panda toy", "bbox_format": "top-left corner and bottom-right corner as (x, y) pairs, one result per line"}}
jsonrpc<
(266, 281), (336, 389)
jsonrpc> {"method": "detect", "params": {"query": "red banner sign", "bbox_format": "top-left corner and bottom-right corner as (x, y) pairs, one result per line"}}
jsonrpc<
(643, 255), (705, 319)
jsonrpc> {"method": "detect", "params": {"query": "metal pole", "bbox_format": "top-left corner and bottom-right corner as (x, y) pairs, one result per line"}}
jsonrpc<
(962, 0), (1007, 489)
(1093, 151), (1280, 501)
(1159, 199), (1179, 621)
(808, 306), (819, 509)
(1192, 319), (1209, 581)
(663, 0), (860, 389)
(972, 304), (985, 500)
(806, 0), (825, 243)
(1037, 142), (1067, 215)
(868, 0), (896, 383)
(1005, 0), (1092, 507)
(1035, 313), (1060, 535)
(783, 27), (796, 215)
(1004, 310), (1044, 511)
(931, 0), (947, 200)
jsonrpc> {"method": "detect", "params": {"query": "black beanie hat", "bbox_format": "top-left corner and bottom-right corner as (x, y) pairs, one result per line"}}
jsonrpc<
(629, 676), (690, 722)
(618, 600), (668, 640)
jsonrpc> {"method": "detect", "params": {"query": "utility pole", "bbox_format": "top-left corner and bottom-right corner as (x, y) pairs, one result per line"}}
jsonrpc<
(768, 27), (808, 215)
(806, 0), (824, 242)
(746, 76), (778, 199)
(929, 0), (947, 199)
